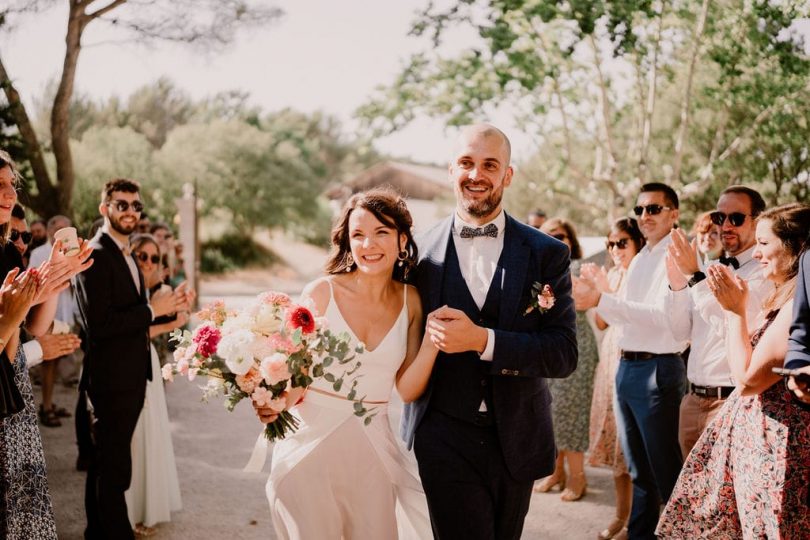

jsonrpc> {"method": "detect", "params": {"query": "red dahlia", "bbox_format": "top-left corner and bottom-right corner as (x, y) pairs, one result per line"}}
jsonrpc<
(192, 324), (221, 358)
(287, 306), (316, 334)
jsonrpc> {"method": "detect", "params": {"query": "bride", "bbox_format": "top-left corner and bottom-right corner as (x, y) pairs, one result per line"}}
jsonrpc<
(253, 188), (438, 539)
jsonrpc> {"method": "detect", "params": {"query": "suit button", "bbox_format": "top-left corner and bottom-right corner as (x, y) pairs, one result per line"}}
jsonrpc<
(501, 369), (508, 375)
(480, 379), (487, 386)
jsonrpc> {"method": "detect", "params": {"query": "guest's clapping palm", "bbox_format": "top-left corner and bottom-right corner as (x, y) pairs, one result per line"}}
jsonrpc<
(31, 238), (94, 304)
(1, 267), (39, 327)
(706, 264), (748, 316)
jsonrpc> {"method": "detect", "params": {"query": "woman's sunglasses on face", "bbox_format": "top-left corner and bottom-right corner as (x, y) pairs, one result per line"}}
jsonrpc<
(606, 238), (630, 250)
(10, 230), (32, 244)
(551, 233), (568, 241)
(633, 204), (671, 217)
(110, 199), (144, 213)
(134, 252), (160, 264)
(709, 211), (749, 227)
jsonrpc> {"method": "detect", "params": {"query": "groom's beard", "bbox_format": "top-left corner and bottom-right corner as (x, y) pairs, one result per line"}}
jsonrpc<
(458, 178), (506, 219)
(109, 213), (137, 236)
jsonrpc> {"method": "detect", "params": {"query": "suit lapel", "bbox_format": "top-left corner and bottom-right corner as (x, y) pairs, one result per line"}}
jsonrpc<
(420, 216), (453, 314)
(100, 233), (140, 298)
(498, 215), (530, 328)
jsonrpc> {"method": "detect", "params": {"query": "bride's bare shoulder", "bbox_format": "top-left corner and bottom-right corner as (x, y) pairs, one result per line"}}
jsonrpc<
(301, 277), (333, 316)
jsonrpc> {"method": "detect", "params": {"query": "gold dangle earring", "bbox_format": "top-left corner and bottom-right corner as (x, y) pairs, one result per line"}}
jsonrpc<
(397, 250), (407, 268)
(346, 253), (354, 272)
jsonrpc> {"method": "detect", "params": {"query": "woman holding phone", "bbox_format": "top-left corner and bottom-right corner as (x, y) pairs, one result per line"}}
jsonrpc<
(657, 203), (810, 538)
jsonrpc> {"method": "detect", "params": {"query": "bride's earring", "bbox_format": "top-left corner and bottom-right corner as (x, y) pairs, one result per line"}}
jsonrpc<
(346, 253), (354, 271)
(397, 250), (407, 268)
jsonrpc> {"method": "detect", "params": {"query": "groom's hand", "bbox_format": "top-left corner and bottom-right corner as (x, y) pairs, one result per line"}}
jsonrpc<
(427, 306), (488, 354)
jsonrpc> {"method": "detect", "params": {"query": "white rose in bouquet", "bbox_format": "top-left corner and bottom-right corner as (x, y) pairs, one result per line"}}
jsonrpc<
(252, 303), (283, 335)
(218, 328), (256, 375)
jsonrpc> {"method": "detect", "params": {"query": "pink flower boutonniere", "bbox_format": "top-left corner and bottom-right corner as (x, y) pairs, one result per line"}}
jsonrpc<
(524, 282), (555, 315)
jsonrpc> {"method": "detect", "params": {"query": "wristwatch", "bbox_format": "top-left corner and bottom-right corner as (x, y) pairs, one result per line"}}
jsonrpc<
(688, 271), (706, 288)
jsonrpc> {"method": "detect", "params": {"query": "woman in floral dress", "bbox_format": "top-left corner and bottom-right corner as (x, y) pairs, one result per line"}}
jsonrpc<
(586, 218), (644, 539)
(534, 218), (598, 502)
(657, 203), (810, 538)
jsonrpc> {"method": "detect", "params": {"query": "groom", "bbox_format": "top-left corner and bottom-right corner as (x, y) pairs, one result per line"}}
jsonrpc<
(402, 124), (578, 539)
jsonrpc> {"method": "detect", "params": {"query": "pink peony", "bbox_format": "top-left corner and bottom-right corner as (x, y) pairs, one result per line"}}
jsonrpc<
(268, 334), (301, 355)
(259, 291), (291, 307)
(251, 387), (286, 412)
(251, 387), (274, 407)
(192, 324), (221, 358)
(260, 353), (292, 385)
(286, 305), (316, 334)
(235, 368), (263, 394)
(176, 358), (190, 376)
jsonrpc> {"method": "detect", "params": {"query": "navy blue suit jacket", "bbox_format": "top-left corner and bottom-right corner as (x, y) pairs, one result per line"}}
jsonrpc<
(786, 251), (810, 369)
(401, 213), (578, 481)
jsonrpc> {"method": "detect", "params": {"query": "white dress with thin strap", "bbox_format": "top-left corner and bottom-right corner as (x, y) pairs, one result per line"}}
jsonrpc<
(266, 282), (430, 539)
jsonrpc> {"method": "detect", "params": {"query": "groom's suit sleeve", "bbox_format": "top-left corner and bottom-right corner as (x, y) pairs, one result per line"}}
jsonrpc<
(786, 252), (810, 369)
(490, 241), (577, 379)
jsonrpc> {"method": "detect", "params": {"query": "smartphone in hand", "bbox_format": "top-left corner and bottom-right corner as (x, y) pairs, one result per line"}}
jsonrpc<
(771, 367), (810, 386)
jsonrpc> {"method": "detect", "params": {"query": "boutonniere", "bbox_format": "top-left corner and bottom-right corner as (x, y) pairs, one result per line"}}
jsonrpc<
(524, 282), (555, 315)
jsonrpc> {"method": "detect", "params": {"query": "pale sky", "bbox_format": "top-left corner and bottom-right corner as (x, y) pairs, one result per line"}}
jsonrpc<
(1, 0), (533, 166)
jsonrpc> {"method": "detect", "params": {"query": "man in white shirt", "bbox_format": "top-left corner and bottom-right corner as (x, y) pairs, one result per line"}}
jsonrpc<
(579, 182), (687, 540)
(28, 214), (80, 427)
(666, 186), (771, 457)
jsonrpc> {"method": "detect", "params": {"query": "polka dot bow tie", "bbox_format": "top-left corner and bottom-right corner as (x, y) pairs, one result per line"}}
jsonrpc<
(460, 223), (498, 239)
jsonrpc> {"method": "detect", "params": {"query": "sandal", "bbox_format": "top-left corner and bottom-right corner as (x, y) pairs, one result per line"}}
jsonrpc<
(598, 517), (628, 539)
(561, 472), (588, 502)
(533, 471), (567, 493)
(51, 403), (71, 418)
(38, 405), (62, 428)
(134, 524), (156, 537)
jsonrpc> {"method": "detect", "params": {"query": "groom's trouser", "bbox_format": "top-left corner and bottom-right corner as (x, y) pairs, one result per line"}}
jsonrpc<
(84, 389), (144, 540)
(414, 409), (532, 540)
(614, 353), (685, 540)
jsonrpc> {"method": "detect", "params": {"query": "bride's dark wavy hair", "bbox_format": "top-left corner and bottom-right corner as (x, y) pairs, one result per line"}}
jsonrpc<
(325, 187), (418, 282)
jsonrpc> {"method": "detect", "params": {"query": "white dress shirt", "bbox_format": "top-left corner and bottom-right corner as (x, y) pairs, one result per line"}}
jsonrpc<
(451, 211), (507, 362)
(666, 245), (772, 387)
(102, 225), (141, 295)
(597, 233), (688, 354)
(29, 242), (77, 326)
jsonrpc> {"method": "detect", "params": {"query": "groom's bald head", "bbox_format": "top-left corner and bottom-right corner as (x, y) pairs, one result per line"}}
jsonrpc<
(452, 124), (512, 166)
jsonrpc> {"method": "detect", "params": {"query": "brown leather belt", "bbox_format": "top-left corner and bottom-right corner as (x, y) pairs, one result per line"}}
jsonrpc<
(689, 383), (734, 399)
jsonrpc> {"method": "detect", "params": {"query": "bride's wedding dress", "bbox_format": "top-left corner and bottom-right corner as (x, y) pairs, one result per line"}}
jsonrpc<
(266, 282), (430, 539)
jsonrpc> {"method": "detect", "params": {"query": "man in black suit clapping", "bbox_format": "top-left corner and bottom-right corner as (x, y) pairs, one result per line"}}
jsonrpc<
(75, 178), (189, 540)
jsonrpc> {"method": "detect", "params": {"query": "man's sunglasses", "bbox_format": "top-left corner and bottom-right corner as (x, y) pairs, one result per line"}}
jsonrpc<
(109, 200), (144, 213)
(633, 204), (672, 216)
(606, 238), (630, 250)
(551, 233), (568, 242)
(10, 230), (32, 244)
(134, 252), (161, 264)
(709, 211), (749, 227)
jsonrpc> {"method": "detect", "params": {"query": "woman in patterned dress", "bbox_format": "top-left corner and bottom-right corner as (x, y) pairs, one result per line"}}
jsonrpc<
(586, 218), (644, 539)
(0, 150), (93, 539)
(657, 203), (810, 538)
(534, 218), (598, 502)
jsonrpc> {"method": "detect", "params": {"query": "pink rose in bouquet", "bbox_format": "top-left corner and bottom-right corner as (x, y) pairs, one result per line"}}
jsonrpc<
(165, 290), (365, 441)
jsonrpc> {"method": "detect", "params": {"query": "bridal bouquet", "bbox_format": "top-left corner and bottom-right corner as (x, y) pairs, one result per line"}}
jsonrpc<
(163, 291), (365, 441)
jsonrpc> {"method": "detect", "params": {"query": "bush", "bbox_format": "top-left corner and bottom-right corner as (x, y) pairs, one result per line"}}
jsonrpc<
(200, 232), (278, 274)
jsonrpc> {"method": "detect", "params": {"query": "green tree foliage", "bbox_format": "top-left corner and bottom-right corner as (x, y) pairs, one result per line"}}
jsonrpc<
(359, 0), (810, 232)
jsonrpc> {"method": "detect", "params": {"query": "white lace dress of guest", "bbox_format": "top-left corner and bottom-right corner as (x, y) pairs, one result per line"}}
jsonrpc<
(125, 344), (182, 528)
(266, 281), (430, 540)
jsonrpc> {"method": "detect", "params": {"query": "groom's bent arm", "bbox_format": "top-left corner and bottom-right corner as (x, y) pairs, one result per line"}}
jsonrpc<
(490, 250), (577, 379)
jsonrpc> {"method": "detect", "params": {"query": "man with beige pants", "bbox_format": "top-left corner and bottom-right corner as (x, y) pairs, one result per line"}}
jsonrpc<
(665, 186), (772, 456)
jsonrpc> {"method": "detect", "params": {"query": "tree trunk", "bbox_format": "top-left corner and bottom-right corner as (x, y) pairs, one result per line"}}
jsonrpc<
(0, 53), (59, 217)
(672, 0), (711, 183)
(50, 4), (88, 219)
(638, 0), (668, 181)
